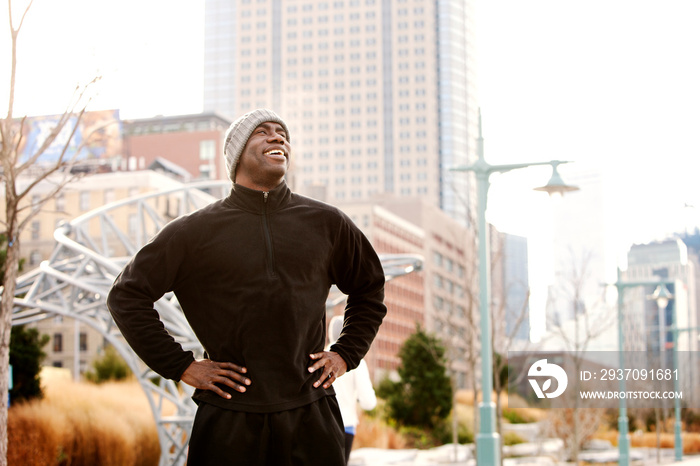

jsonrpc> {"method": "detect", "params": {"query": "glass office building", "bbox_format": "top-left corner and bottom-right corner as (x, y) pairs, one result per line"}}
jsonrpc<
(203, 0), (478, 221)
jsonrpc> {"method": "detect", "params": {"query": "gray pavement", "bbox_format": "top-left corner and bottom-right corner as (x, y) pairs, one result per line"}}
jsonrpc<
(348, 421), (700, 465)
(348, 443), (700, 465)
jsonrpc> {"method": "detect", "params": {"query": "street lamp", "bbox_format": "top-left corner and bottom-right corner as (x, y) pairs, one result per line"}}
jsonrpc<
(649, 283), (672, 311)
(533, 160), (580, 197)
(661, 283), (700, 463)
(648, 283), (674, 463)
(451, 111), (578, 465)
(614, 275), (675, 466)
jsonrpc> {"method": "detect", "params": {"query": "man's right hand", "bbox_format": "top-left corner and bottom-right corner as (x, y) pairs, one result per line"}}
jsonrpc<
(180, 359), (251, 399)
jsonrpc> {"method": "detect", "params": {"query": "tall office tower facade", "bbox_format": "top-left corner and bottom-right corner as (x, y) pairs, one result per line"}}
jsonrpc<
(624, 239), (700, 403)
(203, 0), (478, 219)
(625, 239), (698, 353)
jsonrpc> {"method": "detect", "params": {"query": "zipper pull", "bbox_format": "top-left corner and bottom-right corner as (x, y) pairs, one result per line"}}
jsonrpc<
(263, 192), (269, 202)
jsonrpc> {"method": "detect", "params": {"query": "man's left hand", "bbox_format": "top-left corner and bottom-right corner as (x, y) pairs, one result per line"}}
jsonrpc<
(308, 351), (347, 389)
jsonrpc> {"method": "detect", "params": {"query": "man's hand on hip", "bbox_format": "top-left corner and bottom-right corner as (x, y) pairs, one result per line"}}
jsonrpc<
(308, 351), (347, 389)
(181, 359), (251, 399)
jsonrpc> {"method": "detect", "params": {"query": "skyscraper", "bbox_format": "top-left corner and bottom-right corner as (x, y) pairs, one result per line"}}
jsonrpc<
(203, 0), (478, 219)
(625, 239), (698, 355)
(502, 232), (530, 342)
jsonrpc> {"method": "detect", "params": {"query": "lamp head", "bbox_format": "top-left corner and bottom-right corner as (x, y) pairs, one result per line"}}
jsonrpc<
(648, 283), (673, 310)
(534, 160), (579, 197)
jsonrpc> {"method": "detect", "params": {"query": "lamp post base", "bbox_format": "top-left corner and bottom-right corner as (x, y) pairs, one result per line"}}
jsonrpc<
(476, 432), (501, 465)
(675, 420), (683, 461)
(476, 402), (501, 465)
(618, 417), (630, 466)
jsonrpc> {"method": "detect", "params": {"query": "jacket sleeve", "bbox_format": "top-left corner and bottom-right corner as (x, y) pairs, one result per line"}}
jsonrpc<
(328, 213), (386, 371)
(107, 220), (195, 381)
(355, 359), (378, 411)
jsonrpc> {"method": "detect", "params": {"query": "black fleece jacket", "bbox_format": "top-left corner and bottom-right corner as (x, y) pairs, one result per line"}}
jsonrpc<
(107, 182), (386, 413)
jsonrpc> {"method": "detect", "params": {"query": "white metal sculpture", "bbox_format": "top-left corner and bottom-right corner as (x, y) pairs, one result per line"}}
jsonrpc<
(10, 181), (423, 465)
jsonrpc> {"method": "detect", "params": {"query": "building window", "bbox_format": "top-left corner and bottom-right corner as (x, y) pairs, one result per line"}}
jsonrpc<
(79, 191), (90, 211)
(53, 333), (63, 353)
(457, 265), (465, 278)
(79, 332), (88, 352)
(104, 189), (115, 205)
(31, 221), (40, 240)
(55, 193), (65, 212)
(199, 140), (217, 179)
(200, 140), (215, 161)
(434, 296), (444, 311)
(29, 250), (42, 266)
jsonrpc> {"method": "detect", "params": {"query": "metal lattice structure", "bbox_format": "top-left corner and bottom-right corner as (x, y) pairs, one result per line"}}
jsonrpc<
(10, 180), (423, 466)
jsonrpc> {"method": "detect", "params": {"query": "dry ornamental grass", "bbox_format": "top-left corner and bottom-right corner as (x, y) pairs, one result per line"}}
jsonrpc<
(8, 371), (160, 466)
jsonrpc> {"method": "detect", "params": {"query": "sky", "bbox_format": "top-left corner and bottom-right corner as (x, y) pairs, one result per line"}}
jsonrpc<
(0, 0), (204, 118)
(476, 1), (700, 256)
(2, 0), (700, 332)
(473, 0), (700, 338)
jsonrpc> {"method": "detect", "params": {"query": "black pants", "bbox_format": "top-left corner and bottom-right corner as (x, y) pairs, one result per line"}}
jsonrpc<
(187, 396), (345, 465)
(343, 433), (354, 465)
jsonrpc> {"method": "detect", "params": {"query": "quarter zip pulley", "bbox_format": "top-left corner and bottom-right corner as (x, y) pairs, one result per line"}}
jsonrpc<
(261, 191), (278, 278)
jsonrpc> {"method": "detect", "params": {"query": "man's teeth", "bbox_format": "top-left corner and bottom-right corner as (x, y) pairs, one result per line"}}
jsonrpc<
(265, 150), (285, 156)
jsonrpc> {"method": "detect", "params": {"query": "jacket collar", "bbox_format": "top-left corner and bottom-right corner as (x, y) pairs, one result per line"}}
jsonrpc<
(225, 181), (292, 213)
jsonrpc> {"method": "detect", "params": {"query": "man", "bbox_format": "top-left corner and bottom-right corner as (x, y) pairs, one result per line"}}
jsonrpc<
(107, 108), (387, 465)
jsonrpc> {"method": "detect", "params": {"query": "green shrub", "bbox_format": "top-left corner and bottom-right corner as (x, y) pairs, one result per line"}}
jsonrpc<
(503, 431), (526, 446)
(9, 325), (49, 404)
(399, 425), (437, 449)
(433, 416), (473, 445)
(379, 325), (452, 430)
(683, 409), (700, 432)
(85, 345), (131, 383)
(503, 408), (533, 424)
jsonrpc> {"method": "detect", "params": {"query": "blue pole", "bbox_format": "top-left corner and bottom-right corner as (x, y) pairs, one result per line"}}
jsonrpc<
(475, 168), (500, 465)
(673, 339), (682, 461)
(450, 111), (575, 465)
(614, 277), (677, 465)
(616, 269), (630, 466)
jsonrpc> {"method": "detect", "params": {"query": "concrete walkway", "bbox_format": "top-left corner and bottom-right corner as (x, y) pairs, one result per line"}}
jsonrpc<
(349, 443), (700, 465)
(348, 422), (700, 465)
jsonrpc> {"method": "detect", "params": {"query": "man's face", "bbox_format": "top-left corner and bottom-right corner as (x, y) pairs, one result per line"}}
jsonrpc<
(236, 121), (291, 190)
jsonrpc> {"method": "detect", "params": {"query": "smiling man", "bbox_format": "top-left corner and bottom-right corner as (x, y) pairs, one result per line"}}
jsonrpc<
(107, 108), (387, 465)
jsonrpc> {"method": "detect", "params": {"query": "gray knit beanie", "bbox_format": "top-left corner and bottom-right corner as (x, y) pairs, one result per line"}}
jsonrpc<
(223, 108), (291, 182)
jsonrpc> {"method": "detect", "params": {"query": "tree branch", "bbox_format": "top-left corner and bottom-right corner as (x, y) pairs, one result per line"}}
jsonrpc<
(17, 173), (82, 233)
(5, 0), (34, 121)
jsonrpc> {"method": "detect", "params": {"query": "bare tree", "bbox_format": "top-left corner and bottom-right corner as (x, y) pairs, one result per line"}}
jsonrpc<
(0, 1), (101, 463)
(488, 227), (548, 466)
(424, 190), (481, 461)
(492, 288), (532, 433)
(543, 248), (615, 463)
(434, 206), (539, 464)
(439, 271), (480, 462)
